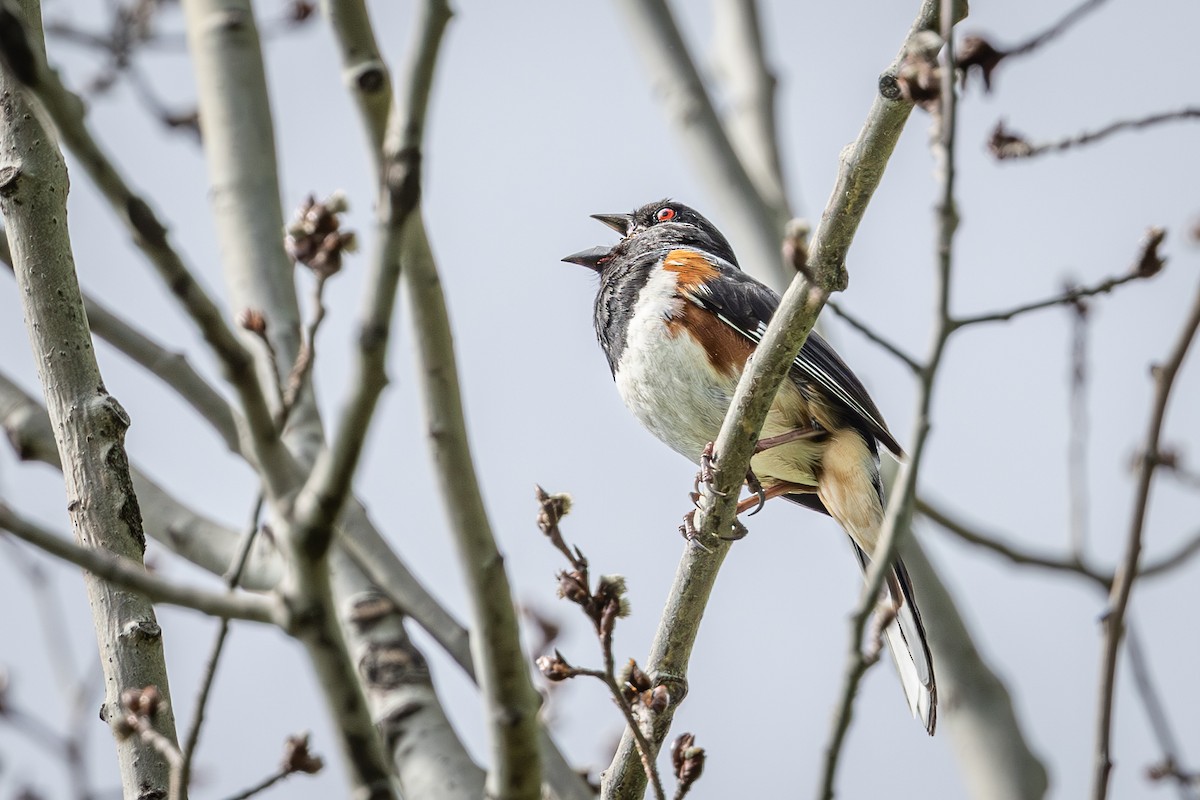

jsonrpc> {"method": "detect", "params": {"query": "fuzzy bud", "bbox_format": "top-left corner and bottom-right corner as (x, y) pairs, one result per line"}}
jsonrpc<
(536, 652), (575, 682)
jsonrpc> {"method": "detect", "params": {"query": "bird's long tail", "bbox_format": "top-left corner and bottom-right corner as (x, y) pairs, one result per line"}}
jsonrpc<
(851, 542), (937, 735)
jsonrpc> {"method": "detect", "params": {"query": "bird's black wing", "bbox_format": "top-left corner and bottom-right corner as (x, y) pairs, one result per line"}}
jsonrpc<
(684, 253), (903, 456)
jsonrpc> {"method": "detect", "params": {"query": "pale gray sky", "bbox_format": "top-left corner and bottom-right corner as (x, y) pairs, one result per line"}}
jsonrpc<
(2, 1), (1198, 798)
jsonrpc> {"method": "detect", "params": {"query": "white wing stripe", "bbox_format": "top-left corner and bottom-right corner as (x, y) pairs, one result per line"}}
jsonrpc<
(710, 309), (889, 435)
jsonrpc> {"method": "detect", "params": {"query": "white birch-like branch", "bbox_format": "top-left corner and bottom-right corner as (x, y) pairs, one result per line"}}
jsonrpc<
(712, 0), (791, 217)
(0, 366), (491, 799)
(382, 5), (544, 798)
(329, 550), (486, 799)
(179, 0), (323, 462)
(0, 370), (285, 589)
(1, 244), (241, 453)
(0, 504), (281, 624)
(325, 7), (590, 797)
(0, 3), (184, 793)
(176, 2), (400, 796)
(321, 0), (394, 172)
(0, 20), (296, 499)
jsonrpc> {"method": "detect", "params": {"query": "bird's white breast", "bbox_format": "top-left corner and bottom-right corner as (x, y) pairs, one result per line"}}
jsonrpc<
(613, 268), (821, 488)
(614, 269), (736, 463)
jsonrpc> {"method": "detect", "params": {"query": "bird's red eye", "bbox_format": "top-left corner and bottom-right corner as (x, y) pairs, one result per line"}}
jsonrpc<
(656, 207), (676, 222)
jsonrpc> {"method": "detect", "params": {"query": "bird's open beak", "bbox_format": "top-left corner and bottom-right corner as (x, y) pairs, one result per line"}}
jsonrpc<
(561, 245), (612, 272)
(590, 213), (634, 236)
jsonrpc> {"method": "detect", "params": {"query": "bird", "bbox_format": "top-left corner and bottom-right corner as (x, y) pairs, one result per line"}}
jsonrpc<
(562, 199), (936, 734)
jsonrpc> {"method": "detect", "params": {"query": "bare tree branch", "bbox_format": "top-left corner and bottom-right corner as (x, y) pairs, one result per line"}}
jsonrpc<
(180, 0), (324, 462)
(218, 732), (323, 800)
(826, 299), (923, 373)
(175, 0), (402, 793)
(897, 534), (1050, 799)
(1004, 0), (1108, 58)
(920, 495), (1200, 590)
(712, 0), (791, 218)
(990, 110), (1200, 161)
(271, 7), (457, 795)
(391, 4), (547, 792)
(1093, 277), (1200, 800)
(320, 0), (393, 173)
(1126, 626), (1199, 800)
(919, 495), (1111, 585)
(820, 5), (963, 791)
(0, 370), (285, 589)
(0, 9), (296, 498)
(952, 271), (1149, 327)
(957, 0), (1110, 92)
(0, 504), (280, 624)
(0, 3), (185, 790)
(331, 559), (487, 799)
(951, 228), (1164, 328)
(179, 495), (267, 793)
(10, 211), (480, 708)
(323, 2), (568, 797)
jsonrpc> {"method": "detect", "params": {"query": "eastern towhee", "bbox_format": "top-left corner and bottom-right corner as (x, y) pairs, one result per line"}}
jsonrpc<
(563, 199), (936, 734)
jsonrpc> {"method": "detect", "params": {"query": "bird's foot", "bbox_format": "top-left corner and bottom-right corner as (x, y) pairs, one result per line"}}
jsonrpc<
(679, 510), (713, 551)
(692, 441), (727, 500)
(741, 469), (767, 516)
(679, 508), (747, 545)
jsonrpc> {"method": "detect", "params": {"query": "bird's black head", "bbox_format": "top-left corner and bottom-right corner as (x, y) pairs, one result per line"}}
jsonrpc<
(562, 199), (739, 271)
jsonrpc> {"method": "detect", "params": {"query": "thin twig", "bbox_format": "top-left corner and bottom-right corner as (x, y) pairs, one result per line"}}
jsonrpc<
(820, 0), (961, 791)
(1093, 279), (1200, 800)
(919, 496), (1107, 584)
(1005, 0), (1108, 58)
(952, 272), (1146, 328)
(825, 299), (923, 373)
(536, 494), (666, 799)
(1126, 626), (1198, 800)
(179, 495), (266, 793)
(1067, 296), (1090, 558)
(280, 274), (328, 425)
(991, 109), (1200, 161)
(219, 731), (323, 800)
(919, 496), (1200, 588)
(0, 539), (97, 799)
(220, 768), (293, 800)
